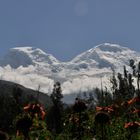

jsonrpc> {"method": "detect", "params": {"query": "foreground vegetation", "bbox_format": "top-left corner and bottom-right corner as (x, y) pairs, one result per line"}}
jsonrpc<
(1, 60), (140, 140)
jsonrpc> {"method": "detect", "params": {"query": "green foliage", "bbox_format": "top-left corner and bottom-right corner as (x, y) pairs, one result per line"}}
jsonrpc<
(46, 82), (64, 134)
(3, 61), (140, 139)
(0, 94), (21, 132)
(110, 66), (135, 103)
(0, 84), (39, 133)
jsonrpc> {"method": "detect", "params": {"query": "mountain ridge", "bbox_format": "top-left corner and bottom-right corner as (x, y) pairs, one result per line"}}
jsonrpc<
(0, 79), (52, 106)
(1, 43), (139, 67)
(0, 46), (59, 68)
(0, 43), (139, 103)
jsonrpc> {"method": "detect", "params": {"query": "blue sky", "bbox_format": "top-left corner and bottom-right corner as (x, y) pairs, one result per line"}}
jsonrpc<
(0, 0), (140, 61)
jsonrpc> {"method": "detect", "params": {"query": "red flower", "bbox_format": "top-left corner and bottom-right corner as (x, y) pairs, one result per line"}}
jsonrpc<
(23, 103), (46, 120)
(133, 109), (139, 113)
(127, 96), (140, 105)
(23, 104), (30, 111)
(96, 106), (114, 112)
(124, 121), (140, 129)
(96, 106), (103, 111)
(127, 98), (135, 105)
(133, 109), (140, 118)
(41, 110), (46, 120)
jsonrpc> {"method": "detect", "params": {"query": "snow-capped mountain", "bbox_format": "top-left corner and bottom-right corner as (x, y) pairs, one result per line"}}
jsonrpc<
(0, 43), (140, 103)
(0, 47), (59, 68)
(71, 43), (139, 69)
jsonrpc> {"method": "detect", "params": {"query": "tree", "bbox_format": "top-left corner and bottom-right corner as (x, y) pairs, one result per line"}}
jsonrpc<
(110, 65), (136, 103)
(47, 82), (63, 134)
(129, 59), (140, 95)
(0, 94), (21, 132)
(110, 69), (117, 100)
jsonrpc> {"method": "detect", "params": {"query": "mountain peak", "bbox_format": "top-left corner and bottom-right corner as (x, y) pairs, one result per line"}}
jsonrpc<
(12, 46), (33, 50)
(12, 47), (46, 55)
(92, 43), (129, 53)
(1, 46), (59, 68)
(71, 43), (138, 69)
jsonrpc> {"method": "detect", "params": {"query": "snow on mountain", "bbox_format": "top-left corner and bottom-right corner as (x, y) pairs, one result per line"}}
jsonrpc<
(0, 43), (140, 103)
(71, 43), (139, 69)
(1, 47), (59, 68)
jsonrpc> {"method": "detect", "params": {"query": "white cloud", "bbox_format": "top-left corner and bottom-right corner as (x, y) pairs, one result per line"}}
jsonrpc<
(62, 75), (110, 95)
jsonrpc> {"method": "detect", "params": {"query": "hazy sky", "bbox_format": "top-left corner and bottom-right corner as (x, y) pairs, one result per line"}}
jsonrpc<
(0, 0), (140, 61)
